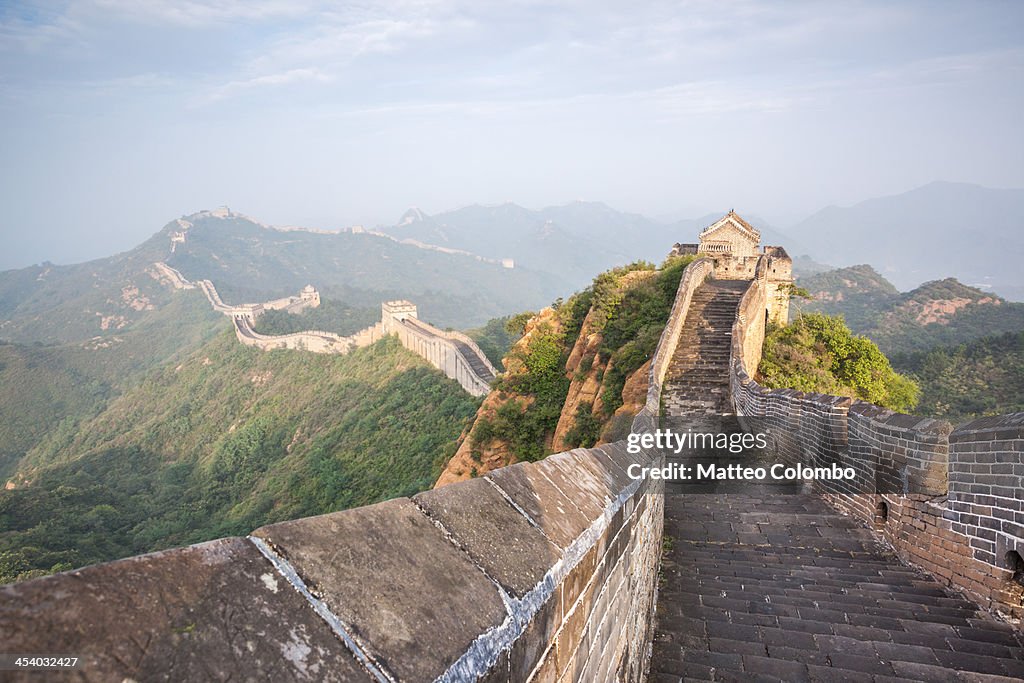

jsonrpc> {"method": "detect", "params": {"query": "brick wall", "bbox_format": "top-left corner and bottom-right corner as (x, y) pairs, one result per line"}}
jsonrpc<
(729, 259), (1024, 620)
(946, 414), (1024, 616)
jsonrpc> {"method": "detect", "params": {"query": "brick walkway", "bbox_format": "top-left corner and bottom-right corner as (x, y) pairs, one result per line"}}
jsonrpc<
(651, 492), (1024, 682)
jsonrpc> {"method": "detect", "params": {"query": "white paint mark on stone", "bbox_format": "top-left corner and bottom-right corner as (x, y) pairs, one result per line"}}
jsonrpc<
(261, 572), (280, 593)
(281, 628), (312, 674)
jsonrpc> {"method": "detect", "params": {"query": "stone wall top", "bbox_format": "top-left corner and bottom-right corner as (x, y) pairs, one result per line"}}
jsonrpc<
(949, 411), (1024, 439)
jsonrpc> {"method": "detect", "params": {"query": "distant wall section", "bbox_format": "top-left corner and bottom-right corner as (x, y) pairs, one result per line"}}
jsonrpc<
(179, 268), (498, 396)
(382, 300), (497, 397)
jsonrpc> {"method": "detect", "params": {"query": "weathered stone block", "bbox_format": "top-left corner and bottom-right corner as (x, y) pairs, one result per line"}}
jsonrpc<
(535, 453), (613, 520)
(0, 537), (371, 682)
(253, 498), (506, 682)
(561, 545), (598, 613)
(414, 477), (560, 598)
(478, 651), (511, 683)
(572, 446), (635, 496)
(486, 462), (592, 549)
(509, 587), (562, 680)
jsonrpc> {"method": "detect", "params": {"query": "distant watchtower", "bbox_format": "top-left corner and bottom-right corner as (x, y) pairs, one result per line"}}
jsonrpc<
(381, 300), (418, 335)
(299, 284), (320, 307)
(670, 210), (794, 323)
(697, 210), (760, 257)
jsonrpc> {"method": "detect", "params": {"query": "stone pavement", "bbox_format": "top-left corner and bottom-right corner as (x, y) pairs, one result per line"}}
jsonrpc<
(651, 493), (1024, 682)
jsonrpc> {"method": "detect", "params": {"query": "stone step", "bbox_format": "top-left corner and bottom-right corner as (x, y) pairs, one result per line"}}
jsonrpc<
(663, 278), (749, 417)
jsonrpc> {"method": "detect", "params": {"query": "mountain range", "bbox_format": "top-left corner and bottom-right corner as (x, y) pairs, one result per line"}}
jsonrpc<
(794, 264), (1024, 355)
(788, 182), (1024, 300)
(381, 201), (795, 290)
(380, 182), (1024, 302)
(0, 209), (567, 345)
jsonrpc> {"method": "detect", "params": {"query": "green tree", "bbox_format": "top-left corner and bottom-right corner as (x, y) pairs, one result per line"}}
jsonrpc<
(759, 313), (919, 412)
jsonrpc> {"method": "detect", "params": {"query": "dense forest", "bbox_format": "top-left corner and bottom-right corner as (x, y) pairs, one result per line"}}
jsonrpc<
(0, 334), (478, 583)
(893, 330), (1024, 421)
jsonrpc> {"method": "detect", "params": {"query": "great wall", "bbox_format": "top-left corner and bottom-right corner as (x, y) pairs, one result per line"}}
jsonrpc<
(155, 261), (497, 397)
(2, 213), (1022, 681)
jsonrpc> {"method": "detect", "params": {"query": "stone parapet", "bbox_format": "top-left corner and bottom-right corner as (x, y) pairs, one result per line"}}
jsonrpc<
(388, 315), (495, 397)
(0, 537), (373, 682)
(433, 326), (501, 379)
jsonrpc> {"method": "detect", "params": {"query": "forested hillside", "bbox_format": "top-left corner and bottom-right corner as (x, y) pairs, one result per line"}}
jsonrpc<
(893, 330), (1024, 420)
(0, 334), (478, 583)
(0, 294), (225, 479)
(252, 299), (378, 337)
(796, 265), (1024, 354)
(437, 256), (692, 485)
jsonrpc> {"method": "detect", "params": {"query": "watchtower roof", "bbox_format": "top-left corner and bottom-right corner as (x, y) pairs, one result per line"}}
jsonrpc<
(699, 210), (761, 243)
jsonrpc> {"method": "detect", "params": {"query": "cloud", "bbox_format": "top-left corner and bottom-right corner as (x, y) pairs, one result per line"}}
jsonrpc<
(87, 0), (312, 26)
(204, 67), (332, 102)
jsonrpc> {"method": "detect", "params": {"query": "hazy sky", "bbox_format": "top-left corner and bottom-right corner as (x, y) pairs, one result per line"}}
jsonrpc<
(2, 0), (1023, 269)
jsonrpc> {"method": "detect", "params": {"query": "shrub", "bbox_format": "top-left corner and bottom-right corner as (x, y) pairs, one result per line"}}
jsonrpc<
(759, 313), (919, 412)
(563, 402), (603, 448)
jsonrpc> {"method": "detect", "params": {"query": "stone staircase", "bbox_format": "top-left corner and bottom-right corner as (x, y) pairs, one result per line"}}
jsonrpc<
(662, 279), (749, 416)
(652, 494), (1024, 682)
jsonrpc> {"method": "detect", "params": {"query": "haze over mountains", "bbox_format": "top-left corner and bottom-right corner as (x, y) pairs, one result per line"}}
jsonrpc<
(5, 179), (1022, 323)
(379, 181), (1024, 302)
(0, 209), (563, 342)
(383, 202), (794, 288)
(787, 182), (1024, 300)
